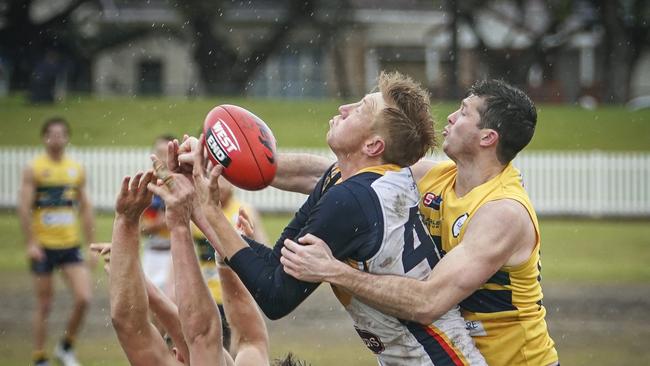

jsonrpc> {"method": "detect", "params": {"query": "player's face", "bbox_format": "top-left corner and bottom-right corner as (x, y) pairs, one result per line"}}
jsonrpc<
(327, 92), (384, 154)
(43, 123), (69, 152)
(443, 95), (484, 160)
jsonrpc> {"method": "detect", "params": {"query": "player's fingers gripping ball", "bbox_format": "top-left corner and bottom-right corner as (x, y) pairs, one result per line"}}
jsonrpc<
(203, 105), (277, 190)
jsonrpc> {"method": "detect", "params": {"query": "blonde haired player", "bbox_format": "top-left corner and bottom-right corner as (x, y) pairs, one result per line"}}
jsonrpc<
(183, 71), (487, 365)
(279, 80), (558, 366)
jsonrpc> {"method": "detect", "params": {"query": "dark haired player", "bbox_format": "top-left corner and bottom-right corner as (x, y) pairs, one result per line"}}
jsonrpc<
(18, 117), (96, 366)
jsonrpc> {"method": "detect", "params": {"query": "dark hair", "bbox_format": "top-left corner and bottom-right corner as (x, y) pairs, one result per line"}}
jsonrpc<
(376, 71), (436, 167)
(41, 117), (70, 137)
(469, 79), (537, 164)
(156, 134), (176, 143)
(272, 353), (309, 366)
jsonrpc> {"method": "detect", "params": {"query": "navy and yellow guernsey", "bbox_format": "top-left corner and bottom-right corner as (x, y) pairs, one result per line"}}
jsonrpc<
(30, 154), (84, 249)
(418, 160), (558, 366)
(228, 164), (486, 365)
(192, 197), (245, 304)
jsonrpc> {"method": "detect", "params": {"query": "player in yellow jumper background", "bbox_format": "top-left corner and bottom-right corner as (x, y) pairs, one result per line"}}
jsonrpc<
(279, 80), (558, 366)
(18, 117), (96, 366)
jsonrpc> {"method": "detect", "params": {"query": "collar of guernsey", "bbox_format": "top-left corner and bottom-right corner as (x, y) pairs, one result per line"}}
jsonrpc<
(31, 153), (84, 248)
(340, 163), (403, 182)
(417, 160), (557, 366)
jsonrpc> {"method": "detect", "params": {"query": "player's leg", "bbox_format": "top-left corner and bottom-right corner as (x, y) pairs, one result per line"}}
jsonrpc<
(31, 272), (54, 365)
(54, 249), (91, 366)
(60, 262), (91, 345)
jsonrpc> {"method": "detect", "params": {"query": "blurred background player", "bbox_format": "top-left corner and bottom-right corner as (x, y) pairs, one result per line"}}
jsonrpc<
(191, 174), (268, 350)
(18, 117), (96, 366)
(140, 135), (175, 296)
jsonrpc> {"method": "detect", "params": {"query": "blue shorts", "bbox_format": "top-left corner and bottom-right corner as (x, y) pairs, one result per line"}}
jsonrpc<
(31, 246), (83, 274)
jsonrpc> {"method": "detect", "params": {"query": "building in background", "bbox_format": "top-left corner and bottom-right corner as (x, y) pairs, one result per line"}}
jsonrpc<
(6, 0), (649, 102)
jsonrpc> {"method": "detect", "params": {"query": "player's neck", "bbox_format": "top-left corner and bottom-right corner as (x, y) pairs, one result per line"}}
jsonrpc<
(454, 156), (505, 197)
(337, 154), (383, 181)
(46, 148), (64, 162)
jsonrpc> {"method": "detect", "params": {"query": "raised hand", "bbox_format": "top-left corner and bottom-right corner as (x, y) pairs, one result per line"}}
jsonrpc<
(115, 171), (155, 221)
(236, 207), (255, 238)
(148, 155), (196, 229)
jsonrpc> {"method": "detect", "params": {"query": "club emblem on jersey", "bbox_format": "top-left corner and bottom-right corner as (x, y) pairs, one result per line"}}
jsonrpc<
(452, 213), (469, 238)
(354, 326), (385, 354)
(423, 192), (442, 210)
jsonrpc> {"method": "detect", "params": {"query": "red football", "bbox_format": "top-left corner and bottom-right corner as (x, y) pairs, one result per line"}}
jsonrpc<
(202, 104), (277, 190)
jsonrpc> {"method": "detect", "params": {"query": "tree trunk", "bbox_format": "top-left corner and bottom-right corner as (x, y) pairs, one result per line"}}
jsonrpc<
(599, 1), (633, 103)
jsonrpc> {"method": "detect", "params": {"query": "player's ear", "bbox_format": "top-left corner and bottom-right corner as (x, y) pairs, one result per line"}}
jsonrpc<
(479, 128), (499, 148)
(364, 135), (385, 158)
(172, 347), (184, 363)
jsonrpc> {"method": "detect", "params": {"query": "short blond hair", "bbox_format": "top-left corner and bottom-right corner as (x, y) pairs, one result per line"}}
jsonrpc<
(374, 71), (436, 167)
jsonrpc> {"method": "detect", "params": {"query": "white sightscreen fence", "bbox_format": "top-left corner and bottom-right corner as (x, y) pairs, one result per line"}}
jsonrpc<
(1, 147), (649, 217)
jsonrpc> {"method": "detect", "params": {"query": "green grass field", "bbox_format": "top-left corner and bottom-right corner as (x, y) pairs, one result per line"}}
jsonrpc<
(0, 212), (649, 366)
(1, 95), (649, 150)
(1, 94), (649, 365)
(1, 212), (648, 282)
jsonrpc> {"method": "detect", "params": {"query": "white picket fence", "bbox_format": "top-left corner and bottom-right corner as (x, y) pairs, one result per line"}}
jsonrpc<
(1, 147), (649, 217)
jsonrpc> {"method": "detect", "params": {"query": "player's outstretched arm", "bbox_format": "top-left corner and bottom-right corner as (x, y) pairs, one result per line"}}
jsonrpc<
(219, 265), (270, 366)
(222, 211), (270, 365)
(92, 241), (190, 363)
(109, 172), (180, 366)
(282, 200), (535, 324)
(144, 276), (190, 363)
(148, 161), (227, 366)
(271, 153), (332, 194)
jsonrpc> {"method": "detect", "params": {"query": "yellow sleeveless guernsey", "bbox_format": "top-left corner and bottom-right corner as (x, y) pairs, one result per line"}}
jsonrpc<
(192, 197), (244, 304)
(31, 154), (84, 249)
(418, 160), (557, 366)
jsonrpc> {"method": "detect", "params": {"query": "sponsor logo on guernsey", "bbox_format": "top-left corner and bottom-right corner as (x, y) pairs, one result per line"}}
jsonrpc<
(67, 168), (78, 179)
(465, 320), (487, 336)
(42, 212), (75, 226)
(354, 326), (385, 354)
(423, 192), (443, 210)
(206, 120), (240, 167)
(452, 213), (469, 238)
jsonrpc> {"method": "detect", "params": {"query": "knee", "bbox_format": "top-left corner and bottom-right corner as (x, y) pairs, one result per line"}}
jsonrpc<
(37, 297), (53, 315)
(74, 292), (92, 310)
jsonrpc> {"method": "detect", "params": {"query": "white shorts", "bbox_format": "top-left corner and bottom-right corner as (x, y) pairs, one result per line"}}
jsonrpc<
(141, 248), (172, 290)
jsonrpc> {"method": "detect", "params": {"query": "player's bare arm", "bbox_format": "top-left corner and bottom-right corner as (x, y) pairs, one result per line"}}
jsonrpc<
(18, 166), (44, 261)
(202, 166), (251, 259)
(282, 199), (536, 324)
(148, 164), (227, 366)
(410, 159), (439, 182)
(77, 177), (97, 266)
(109, 172), (180, 366)
(221, 210), (270, 365)
(271, 153), (333, 194)
(144, 277), (191, 363)
(91, 241), (191, 363)
(219, 264), (269, 366)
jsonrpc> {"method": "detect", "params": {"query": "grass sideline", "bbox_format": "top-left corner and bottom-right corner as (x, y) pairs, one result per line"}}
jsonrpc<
(1, 212), (648, 283)
(1, 95), (649, 150)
